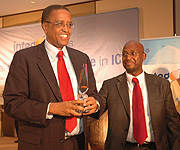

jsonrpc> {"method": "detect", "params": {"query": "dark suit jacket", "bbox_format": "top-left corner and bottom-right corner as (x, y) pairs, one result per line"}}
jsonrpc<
(3, 41), (98, 150)
(98, 72), (180, 150)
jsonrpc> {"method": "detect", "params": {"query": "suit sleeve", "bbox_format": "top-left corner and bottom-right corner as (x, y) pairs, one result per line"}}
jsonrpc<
(90, 79), (109, 118)
(86, 56), (97, 97)
(3, 51), (48, 127)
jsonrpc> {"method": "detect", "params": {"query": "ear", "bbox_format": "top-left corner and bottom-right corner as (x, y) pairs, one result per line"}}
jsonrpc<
(42, 22), (48, 34)
(142, 52), (147, 61)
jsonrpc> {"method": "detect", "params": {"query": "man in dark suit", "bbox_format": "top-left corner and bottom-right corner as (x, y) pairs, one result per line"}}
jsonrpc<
(3, 5), (99, 150)
(97, 40), (180, 150)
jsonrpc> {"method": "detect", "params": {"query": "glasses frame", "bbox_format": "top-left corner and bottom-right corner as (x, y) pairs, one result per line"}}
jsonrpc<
(44, 21), (74, 29)
(122, 51), (144, 57)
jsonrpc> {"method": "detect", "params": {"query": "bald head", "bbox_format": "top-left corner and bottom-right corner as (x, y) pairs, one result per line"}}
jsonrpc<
(123, 40), (144, 53)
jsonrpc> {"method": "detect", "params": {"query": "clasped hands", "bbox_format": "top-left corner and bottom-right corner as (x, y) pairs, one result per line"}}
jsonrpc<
(49, 97), (98, 117)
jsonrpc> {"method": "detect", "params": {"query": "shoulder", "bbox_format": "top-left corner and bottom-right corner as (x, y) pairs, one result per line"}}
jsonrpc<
(171, 79), (177, 85)
(103, 73), (126, 84)
(145, 72), (170, 85)
(171, 79), (179, 88)
(15, 42), (44, 55)
(66, 46), (89, 57)
(14, 42), (45, 58)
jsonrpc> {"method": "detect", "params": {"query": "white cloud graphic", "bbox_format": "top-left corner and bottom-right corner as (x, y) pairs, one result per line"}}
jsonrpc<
(148, 46), (180, 64)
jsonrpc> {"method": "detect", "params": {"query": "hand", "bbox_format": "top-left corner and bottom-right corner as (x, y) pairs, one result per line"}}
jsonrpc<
(82, 97), (98, 115)
(49, 100), (85, 117)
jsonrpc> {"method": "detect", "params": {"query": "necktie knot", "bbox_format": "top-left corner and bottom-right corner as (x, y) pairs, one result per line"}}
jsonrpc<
(132, 77), (138, 84)
(57, 51), (63, 59)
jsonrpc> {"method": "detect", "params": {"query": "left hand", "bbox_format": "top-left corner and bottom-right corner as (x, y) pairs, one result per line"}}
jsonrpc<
(82, 97), (98, 115)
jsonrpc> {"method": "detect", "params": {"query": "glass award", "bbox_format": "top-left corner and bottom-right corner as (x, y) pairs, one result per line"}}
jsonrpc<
(78, 64), (89, 113)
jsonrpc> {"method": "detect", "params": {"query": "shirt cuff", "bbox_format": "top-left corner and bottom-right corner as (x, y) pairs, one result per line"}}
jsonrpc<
(94, 100), (100, 113)
(46, 103), (53, 119)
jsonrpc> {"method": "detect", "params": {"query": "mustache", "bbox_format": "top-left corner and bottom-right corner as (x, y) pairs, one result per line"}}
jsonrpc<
(124, 60), (135, 63)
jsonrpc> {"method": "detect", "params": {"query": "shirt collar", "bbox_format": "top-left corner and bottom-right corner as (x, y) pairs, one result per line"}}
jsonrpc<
(44, 39), (68, 59)
(126, 71), (145, 84)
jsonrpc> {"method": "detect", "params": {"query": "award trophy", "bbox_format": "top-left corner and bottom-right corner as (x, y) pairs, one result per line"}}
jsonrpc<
(78, 64), (89, 113)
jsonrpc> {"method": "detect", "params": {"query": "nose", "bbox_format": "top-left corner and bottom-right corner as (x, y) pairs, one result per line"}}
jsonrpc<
(125, 54), (132, 60)
(62, 24), (68, 32)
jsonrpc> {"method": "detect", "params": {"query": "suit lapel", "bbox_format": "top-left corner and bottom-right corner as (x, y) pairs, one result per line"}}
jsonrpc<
(145, 73), (157, 117)
(116, 73), (130, 117)
(36, 42), (62, 101)
(67, 47), (82, 85)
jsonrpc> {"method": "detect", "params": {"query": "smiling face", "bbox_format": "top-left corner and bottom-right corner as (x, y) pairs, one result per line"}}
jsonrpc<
(122, 41), (146, 76)
(42, 9), (72, 50)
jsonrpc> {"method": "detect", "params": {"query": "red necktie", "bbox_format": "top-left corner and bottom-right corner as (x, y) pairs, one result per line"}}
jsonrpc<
(132, 78), (147, 145)
(57, 51), (77, 133)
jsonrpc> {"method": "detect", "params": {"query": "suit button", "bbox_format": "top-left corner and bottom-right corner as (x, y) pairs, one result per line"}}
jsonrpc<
(60, 139), (65, 143)
(124, 129), (128, 132)
(61, 119), (65, 123)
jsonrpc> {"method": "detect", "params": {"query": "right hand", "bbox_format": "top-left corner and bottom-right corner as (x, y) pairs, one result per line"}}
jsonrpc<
(48, 100), (85, 117)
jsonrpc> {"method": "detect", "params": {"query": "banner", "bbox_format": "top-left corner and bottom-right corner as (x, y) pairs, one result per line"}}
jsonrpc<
(141, 36), (180, 81)
(0, 8), (139, 91)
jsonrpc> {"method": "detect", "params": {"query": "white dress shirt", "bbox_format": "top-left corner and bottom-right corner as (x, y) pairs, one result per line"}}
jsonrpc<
(126, 71), (155, 143)
(44, 39), (83, 136)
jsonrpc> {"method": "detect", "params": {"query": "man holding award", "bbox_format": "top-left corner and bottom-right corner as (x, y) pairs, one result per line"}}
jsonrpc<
(3, 5), (99, 150)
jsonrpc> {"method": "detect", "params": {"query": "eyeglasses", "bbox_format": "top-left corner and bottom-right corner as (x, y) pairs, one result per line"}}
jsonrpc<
(44, 21), (74, 29)
(122, 51), (144, 57)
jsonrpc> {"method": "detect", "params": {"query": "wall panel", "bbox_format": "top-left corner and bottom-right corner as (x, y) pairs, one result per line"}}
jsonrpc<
(3, 11), (42, 27)
(175, 0), (180, 35)
(3, 2), (95, 28)
(0, 18), (2, 28)
(67, 2), (95, 17)
(96, 0), (173, 39)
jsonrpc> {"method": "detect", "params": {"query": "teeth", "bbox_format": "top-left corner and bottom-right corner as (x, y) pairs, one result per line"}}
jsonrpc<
(60, 35), (67, 38)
